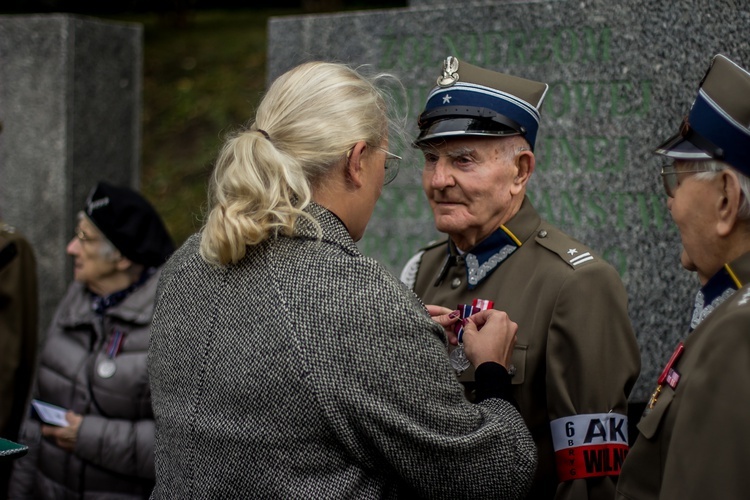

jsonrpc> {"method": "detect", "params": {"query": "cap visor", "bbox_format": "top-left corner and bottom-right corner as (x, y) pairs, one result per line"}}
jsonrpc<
(415, 118), (518, 146)
(654, 132), (712, 160)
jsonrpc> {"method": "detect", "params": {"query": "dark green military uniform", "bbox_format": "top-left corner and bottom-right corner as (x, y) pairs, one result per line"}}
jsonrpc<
(407, 197), (640, 500)
(0, 222), (37, 494)
(616, 251), (750, 499)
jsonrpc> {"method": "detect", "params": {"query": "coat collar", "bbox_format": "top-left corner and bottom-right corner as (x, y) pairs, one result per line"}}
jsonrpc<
(690, 251), (750, 330)
(57, 267), (162, 328)
(295, 202), (361, 257)
(725, 251), (750, 286)
(503, 196), (542, 246)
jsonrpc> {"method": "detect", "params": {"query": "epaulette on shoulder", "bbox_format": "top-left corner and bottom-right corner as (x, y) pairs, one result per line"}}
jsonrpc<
(420, 238), (448, 252)
(534, 227), (597, 269)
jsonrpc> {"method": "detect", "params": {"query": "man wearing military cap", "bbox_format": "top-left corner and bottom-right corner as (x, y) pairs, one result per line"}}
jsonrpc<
(402, 56), (640, 499)
(616, 54), (750, 500)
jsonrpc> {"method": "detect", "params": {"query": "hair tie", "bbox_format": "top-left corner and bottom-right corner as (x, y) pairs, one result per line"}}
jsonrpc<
(257, 129), (271, 141)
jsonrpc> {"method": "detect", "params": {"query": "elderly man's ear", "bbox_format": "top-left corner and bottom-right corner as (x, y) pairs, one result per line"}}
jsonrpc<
(511, 150), (535, 195)
(717, 169), (743, 237)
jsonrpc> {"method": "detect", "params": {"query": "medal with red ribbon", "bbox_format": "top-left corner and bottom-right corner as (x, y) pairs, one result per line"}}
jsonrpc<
(449, 299), (495, 373)
(97, 329), (125, 379)
(472, 298), (494, 310)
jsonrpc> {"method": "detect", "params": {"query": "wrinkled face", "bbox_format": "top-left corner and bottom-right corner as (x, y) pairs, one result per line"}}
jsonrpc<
(665, 161), (719, 283)
(66, 216), (120, 288)
(421, 136), (519, 249)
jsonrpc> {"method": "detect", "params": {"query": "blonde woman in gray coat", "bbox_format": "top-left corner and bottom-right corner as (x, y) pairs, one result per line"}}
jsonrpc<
(10, 183), (174, 499)
(148, 61), (537, 499)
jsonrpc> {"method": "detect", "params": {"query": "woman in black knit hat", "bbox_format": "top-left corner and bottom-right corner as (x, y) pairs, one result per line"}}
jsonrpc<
(10, 182), (173, 499)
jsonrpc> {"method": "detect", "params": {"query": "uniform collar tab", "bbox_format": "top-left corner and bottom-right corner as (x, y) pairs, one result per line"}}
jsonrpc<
(461, 227), (519, 289)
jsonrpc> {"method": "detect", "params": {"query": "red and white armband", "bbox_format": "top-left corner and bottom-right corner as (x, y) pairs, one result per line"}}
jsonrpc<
(550, 412), (629, 481)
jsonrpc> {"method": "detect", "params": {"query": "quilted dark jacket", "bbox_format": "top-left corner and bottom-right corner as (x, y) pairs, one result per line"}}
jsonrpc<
(10, 271), (159, 499)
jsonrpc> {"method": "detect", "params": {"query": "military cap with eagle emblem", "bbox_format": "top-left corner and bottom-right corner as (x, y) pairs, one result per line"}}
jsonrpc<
(415, 56), (549, 149)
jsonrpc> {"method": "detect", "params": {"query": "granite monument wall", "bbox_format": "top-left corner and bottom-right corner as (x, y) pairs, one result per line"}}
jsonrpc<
(0, 14), (142, 335)
(267, 0), (750, 402)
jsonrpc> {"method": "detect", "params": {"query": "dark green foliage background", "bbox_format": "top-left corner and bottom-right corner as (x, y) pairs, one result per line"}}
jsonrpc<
(86, 4), (404, 247)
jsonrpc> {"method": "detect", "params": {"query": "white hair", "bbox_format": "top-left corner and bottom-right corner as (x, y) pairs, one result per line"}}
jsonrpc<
(76, 212), (120, 262)
(693, 160), (750, 220)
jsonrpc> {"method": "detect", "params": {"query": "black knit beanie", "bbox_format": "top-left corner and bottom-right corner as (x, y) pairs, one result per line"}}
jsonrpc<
(84, 182), (175, 267)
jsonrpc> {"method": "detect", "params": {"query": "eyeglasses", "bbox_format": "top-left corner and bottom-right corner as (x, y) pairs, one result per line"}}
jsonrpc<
(374, 146), (401, 185)
(660, 164), (710, 198)
(74, 229), (99, 244)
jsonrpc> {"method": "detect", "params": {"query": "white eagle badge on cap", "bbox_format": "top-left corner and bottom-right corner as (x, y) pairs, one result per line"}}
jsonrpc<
(437, 56), (460, 87)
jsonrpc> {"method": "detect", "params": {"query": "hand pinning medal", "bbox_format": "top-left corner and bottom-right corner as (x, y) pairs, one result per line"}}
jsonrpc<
(449, 299), (495, 373)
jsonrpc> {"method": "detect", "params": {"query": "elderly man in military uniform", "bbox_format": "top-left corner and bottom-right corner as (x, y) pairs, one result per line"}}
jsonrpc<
(616, 54), (750, 499)
(401, 57), (641, 500)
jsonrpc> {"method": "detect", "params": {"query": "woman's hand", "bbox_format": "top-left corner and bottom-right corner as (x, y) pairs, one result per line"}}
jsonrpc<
(426, 304), (462, 344)
(41, 411), (83, 452)
(462, 309), (518, 369)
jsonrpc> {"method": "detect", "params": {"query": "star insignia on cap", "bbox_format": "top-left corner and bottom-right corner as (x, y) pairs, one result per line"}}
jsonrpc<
(442, 94), (452, 104)
(567, 248), (578, 255)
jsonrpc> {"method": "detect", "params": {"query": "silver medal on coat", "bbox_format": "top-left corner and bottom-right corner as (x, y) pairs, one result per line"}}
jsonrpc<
(449, 344), (471, 372)
(97, 359), (116, 378)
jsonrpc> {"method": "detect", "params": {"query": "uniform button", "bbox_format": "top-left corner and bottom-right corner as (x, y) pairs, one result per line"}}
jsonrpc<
(451, 277), (461, 289)
(537, 230), (548, 238)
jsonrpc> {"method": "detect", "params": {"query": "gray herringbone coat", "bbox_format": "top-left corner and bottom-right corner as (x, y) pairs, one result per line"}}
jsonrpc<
(148, 203), (536, 499)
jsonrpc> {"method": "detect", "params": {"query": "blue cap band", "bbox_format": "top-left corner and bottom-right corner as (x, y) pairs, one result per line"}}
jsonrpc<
(691, 89), (750, 176)
(422, 82), (542, 148)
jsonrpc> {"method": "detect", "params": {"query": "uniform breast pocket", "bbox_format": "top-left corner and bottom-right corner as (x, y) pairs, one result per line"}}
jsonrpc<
(637, 387), (675, 440)
(510, 344), (527, 385)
